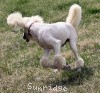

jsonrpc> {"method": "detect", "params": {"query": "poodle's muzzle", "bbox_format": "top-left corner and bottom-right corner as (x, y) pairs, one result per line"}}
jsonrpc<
(23, 32), (30, 42)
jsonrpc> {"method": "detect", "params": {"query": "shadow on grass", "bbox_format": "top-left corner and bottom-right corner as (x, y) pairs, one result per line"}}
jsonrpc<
(46, 66), (94, 87)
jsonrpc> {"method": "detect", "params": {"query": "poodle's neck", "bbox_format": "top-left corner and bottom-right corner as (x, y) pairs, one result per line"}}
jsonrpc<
(27, 22), (40, 42)
(25, 21), (34, 28)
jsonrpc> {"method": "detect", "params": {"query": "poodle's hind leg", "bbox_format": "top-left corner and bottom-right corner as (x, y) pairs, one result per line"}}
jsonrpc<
(51, 39), (68, 70)
(69, 38), (84, 70)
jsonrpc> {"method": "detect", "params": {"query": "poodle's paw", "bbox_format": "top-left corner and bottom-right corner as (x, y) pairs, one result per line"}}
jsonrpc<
(53, 55), (66, 70)
(40, 57), (51, 68)
(53, 69), (58, 73)
(75, 57), (84, 71)
(62, 65), (71, 70)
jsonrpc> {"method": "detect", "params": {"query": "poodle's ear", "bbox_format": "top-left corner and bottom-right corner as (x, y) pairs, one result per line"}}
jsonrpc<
(31, 15), (44, 23)
(23, 15), (44, 28)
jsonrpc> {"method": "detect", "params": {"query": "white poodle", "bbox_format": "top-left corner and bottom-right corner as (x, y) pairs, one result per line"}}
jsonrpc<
(7, 4), (84, 71)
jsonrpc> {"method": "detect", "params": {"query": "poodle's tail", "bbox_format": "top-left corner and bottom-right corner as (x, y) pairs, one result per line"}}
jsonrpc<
(66, 4), (82, 27)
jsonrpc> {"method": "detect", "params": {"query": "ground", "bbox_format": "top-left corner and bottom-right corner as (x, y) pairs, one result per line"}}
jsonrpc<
(0, 0), (100, 93)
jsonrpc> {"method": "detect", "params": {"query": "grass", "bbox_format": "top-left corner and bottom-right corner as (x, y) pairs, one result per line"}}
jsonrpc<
(0, 0), (100, 93)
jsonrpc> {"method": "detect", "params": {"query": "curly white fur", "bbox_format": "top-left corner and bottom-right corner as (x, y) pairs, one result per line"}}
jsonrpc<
(7, 12), (43, 31)
(7, 4), (84, 70)
(7, 12), (23, 26)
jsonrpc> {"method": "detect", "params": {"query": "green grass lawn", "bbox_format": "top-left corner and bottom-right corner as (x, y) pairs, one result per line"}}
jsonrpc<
(0, 0), (100, 93)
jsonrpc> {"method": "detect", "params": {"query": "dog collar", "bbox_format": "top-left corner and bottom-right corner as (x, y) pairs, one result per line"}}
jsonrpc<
(28, 22), (34, 35)
(23, 22), (34, 42)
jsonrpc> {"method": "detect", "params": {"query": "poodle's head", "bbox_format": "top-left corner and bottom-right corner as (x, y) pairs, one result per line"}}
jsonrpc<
(7, 12), (23, 31)
(7, 12), (44, 31)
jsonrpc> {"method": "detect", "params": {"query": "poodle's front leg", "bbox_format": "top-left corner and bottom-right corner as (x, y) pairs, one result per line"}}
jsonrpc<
(42, 49), (50, 59)
(40, 49), (51, 68)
